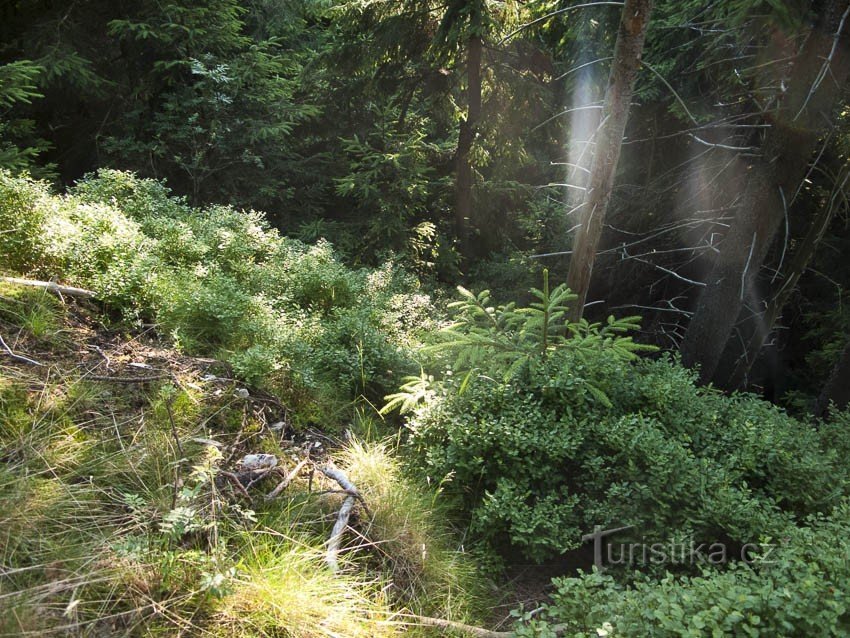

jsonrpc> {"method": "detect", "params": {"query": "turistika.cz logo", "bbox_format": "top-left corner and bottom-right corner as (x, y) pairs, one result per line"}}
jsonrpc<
(582, 525), (776, 570)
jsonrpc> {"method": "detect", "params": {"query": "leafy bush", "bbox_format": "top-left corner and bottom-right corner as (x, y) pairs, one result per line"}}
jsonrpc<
(398, 279), (850, 562)
(521, 502), (850, 637)
(0, 170), (52, 273)
(0, 169), (432, 423)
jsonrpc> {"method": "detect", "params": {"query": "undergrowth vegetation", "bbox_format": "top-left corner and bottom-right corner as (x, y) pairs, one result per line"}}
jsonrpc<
(4, 168), (850, 636)
(1, 168), (432, 427)
(0, 287), (481, 635)
(386, 277), (850, 635)
(526, 501), (850, 637)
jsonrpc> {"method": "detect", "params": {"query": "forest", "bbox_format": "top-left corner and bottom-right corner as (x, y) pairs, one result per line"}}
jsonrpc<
(1, 0), (850, 635)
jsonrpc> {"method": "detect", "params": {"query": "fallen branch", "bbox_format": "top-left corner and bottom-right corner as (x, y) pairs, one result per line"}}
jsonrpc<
(325, 492), (355, 572)
(319, 464), (366, 572)
(410, 615), (512, 637)
(407, 615), (572, 638)
(85, 372), (171, 383)
(320, 464), (370, 516)
(0, 333), (43, 366)
(265, 457), (310, 500)
(0, 276), (95, 299)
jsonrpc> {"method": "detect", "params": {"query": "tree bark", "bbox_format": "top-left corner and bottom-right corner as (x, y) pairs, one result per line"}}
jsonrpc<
(814, 336), (850, 417)
(455, 32), (482, 240)
(566, 0), (653, 322)
(728, 168), (848, 388)
(680, 0), (850, 384)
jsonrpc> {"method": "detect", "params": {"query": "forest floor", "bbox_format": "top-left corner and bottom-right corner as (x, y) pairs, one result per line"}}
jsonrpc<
(0, 282), (545, 636)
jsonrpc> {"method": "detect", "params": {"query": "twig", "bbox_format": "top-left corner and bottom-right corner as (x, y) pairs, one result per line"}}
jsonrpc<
(164, 397), (184, 459)
(218, 470), (251, 499)
(243, 467), (277, 492)
(688, 134), (758, 152)
(266, 457), (310, 500)
(86, 344), (111, 370)
(0, 333), (44, 366)
(741, 232), (757, 300)
(499, 2), (624, 44)
(794, 2), (850, 120)
(771, 186), (789, 284)
(0, 276), (95, 299)
(641, 61), (699, 125)
(551, 56), (613, 82)
(405, 614), (573, 637)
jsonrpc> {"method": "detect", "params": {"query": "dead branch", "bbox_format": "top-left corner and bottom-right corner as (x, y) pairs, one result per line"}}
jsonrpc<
(0, 333), (43, 366)
(218, 470), (252, 499)
(0, 276), (95, 299)
(406, 615), (573, 637)
(325, 493), (355, 572)
(85, 372), (171, 383)
(410, 616), (512, 638)
(265, 457), (310, 500)
(319, 464), (364, 572)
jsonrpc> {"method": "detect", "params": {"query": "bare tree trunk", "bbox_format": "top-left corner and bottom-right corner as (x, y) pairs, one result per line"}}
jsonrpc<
(680, 0), (850, 384)
(729, 168), (848, 388)
(455, 33), (482, 240)
(814, 336), (850, 417)
(566, 0), (653, 322)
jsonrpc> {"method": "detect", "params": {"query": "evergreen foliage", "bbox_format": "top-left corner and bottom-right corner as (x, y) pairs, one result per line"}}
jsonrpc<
(396, 278), (850, 563)
(3, 0), (850, 634)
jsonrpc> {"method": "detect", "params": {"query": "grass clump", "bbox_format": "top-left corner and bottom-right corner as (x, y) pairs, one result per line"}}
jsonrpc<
(217, 536), (398, 638)
(337, 437), (486, 623)
(0, 281), (64, 345)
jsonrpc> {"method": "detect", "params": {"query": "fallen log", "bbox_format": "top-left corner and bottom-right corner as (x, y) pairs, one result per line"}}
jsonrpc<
(1, 276), (96, 299)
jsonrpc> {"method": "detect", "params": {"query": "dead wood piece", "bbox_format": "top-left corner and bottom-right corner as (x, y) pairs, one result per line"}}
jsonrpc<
(0, 276), (96, 299)
(409, 615), (511, 638)
(85, 372), (171, 383)
(0, 333), (43, 366)
(326, 493), (356, 572)
(319, 464), (366, 572)
(319, 465), (370, 516)
(265, 457), (310, 500)
(407, 615), (572, 638)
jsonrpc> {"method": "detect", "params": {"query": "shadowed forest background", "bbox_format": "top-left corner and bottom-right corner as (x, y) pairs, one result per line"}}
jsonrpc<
(2, 0), (850, 636)
(4, 0), (850, 407)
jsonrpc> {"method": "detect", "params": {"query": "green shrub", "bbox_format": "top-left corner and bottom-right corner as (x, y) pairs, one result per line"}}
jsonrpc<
(0, 169), (430, 424)
(400, 281), (850, 562)
(70, 168), (190, 221)
(522, 502), (850, 637)
(0, 169), (51, 273)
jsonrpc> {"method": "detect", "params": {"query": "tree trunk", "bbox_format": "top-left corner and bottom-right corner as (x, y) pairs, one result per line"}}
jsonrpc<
(566, 0), (653, 322)
(814, 336), (850, 417)
(680, 0), (850, 384)
(455, 33), (482, 239)
(729, 168), (848, 388)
